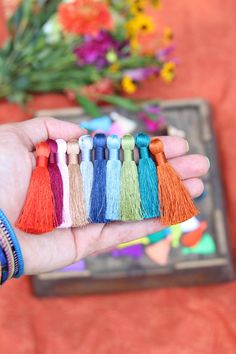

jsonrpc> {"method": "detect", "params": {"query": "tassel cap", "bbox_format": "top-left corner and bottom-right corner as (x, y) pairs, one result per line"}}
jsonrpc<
(149, 138), (167, 165)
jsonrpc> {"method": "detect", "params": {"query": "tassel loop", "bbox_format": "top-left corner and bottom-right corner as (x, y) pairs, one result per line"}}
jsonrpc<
(139, 147), (149, 159)
(123, 149), (133, 161)
(37, 155), (48, 167)
(149, 137), (198, 225)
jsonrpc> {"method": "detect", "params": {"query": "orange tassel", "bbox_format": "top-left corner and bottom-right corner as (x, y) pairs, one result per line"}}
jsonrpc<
(149, 138), (199, 226)
(16, 142), (56, 234)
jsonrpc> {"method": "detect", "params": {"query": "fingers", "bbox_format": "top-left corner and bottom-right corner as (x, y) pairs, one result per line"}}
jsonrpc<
(183, 178), (204, 198)
(74, 177), (204, 259)
(158, 136), (189, 158)
(134, 136), (189, 161)
(75, 219), (163, 259)
(169, 154), (210, 179)
(16, 117), (87, 150)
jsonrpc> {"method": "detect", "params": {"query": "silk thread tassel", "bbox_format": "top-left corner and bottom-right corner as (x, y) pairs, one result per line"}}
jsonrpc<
(89, 133), (107, 223)
(67, 140), (88, 227)
(16, 142), (56, 234)
(135, 133), (160, 219)
(106, 135), (121, 221)
(149, 137), (199, 225)
(79, 135), (94, 218)
(47, 139), (63, 227)
(56, 139), (72, 228)
(121, 134), (142, 221)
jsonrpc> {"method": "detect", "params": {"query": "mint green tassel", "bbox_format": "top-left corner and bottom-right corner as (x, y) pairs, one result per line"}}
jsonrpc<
(121, 135), (142, 221)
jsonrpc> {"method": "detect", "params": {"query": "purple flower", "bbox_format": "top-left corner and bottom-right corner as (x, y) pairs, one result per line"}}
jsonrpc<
(123, 67), (159, 82)
(74, 31), (129, 69)
(156, 45), (175, 61)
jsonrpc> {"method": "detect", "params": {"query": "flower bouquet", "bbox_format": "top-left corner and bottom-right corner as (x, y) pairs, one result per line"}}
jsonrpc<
(0, 0), (176, 117)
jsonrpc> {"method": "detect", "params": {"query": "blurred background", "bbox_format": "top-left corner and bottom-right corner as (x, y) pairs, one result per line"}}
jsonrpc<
(0, 0), (236, 353)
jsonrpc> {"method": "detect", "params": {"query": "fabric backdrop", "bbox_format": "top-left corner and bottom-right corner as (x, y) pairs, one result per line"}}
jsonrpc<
(0, 1), (236, 353)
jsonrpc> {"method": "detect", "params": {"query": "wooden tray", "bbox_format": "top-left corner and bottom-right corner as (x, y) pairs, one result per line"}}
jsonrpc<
(32, 98), (234, 297)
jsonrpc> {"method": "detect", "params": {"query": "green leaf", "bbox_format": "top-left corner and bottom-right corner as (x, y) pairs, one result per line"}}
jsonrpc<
(101, 94), (141, 112)
(76, 95), (102, 118)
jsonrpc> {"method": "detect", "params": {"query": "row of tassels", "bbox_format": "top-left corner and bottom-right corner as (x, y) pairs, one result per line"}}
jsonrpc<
(16, 133), (198, 234)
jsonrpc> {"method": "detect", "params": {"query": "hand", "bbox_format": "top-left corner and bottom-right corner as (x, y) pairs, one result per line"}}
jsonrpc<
(0, 118), (209, 275)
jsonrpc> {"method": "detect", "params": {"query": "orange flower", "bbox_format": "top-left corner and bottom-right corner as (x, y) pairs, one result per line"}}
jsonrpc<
(58, 0), (113, 36)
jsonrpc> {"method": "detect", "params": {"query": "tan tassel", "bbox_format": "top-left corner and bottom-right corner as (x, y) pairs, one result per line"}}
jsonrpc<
(149, 137), (199, 226)
(67, 140), (88, 227)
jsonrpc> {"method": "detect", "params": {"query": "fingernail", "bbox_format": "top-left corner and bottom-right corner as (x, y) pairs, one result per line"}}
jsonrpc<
(206, 157), (211, 168)
(185, 140), (189, 152)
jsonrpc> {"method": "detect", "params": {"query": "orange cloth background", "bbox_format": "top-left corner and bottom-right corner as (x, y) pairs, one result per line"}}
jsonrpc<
(0, 1), (236, 353)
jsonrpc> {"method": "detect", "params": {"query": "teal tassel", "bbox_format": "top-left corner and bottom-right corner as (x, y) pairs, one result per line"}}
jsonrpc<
(106, 135), (121, 221)
(135, 133), (160, 219)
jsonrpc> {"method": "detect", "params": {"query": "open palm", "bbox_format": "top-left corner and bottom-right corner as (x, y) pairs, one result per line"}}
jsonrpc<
(0, 117), (209, 275)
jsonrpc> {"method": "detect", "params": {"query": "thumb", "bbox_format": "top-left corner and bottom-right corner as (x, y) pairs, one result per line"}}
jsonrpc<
(15, 117), (87, 150)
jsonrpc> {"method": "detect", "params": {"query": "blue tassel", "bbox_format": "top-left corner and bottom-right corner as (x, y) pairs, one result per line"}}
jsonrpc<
(135, 133), (160, 218)
(89, 133), (107, 223)
(79, 135), (94, 218)
(106, 135), (121, 221)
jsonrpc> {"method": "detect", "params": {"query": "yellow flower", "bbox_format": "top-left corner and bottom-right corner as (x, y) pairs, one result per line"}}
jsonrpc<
(129, 0), (146, 15)
(108, 62), (120, 73)
(163, 26), (173, 45)
(127, 0), (145, 5)
(160, 62), (176, 83)
(150, 0), (161, 8)
(121, 76), (137, 94)
(126, 13), (155, 38)
(130, 37), (140, 52)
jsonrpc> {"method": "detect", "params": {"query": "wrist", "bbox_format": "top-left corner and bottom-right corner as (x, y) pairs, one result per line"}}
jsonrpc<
(0, 209), (24, 283)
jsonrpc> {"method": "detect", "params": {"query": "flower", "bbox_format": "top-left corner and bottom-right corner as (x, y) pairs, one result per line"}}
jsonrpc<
(108, 62), (121, 73)
(124, 67), (159, 81)
(126, 13), (155, 38)
(156, 45), (175, 61)
(163, 26), (173, 45)
(150, 0), (161, 8)
(160, 61), (176, 83)
(130, 37), (140, 52)
(129, 0), (146, 15)
(121, 76), (137, 94)
(74, 31), (129, 68)
(58, 0), (113, 36)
